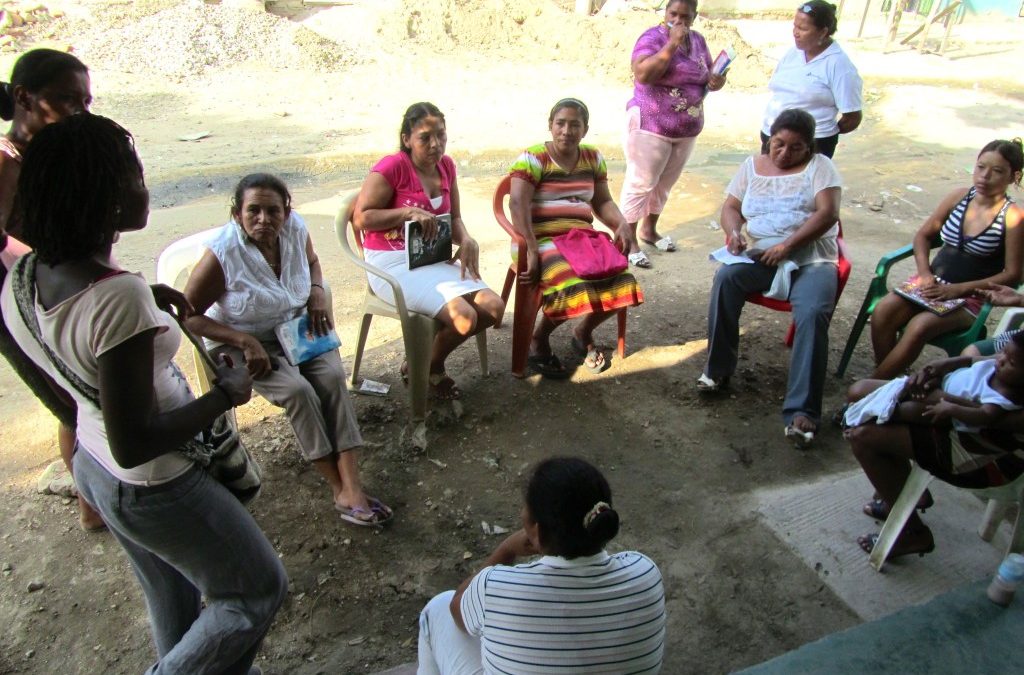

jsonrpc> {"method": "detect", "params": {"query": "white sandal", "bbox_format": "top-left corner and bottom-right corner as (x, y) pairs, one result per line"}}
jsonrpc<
(628, 251), (652, 269)
(784, 424), (815, 448)
(642, 236), (676, 252)
(696, 373), (728, 393)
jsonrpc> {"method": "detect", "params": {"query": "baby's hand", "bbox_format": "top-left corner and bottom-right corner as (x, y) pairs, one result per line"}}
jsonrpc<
(923, 398), (955, 422)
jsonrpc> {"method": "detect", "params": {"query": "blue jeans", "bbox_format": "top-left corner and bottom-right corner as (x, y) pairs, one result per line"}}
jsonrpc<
(73, 449), (288, 674)
(705, 261), (837, 425)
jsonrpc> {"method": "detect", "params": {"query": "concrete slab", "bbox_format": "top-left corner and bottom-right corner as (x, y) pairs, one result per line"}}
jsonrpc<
(753, 470), (1015, 621)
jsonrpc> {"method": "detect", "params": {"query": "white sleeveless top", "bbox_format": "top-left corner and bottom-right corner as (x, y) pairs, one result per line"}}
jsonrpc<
(204, 212), (311, 344)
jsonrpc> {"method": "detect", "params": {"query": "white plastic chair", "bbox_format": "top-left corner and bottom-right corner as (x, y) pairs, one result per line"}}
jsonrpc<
(333, 189), (488, 422)
(993, 307), (1024, 337)
(156, 227), (223, 394)
(870, 462), (1024, 572)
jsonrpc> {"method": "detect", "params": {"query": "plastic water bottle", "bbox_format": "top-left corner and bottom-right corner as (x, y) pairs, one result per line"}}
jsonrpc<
(987, 553), (1024, 607)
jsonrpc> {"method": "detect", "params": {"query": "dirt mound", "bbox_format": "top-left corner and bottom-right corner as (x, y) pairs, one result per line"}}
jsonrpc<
(67, 3), (362, 78)
(366, 0), (772, 87)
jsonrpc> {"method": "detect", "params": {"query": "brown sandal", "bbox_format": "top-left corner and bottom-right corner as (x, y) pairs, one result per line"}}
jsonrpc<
(428, 373), (461, 400)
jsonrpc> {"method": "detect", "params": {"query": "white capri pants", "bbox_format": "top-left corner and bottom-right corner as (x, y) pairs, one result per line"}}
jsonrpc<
(619, 107), (697, 224)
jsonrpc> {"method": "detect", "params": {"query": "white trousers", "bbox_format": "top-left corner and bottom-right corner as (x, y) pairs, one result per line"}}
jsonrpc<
(620, 112), (697, 224)
(417, 590), (483, 675)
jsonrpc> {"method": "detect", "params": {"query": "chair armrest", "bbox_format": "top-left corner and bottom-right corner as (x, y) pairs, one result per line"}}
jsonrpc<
(333, 206), (414, 320)
(874, 243), (915, 279)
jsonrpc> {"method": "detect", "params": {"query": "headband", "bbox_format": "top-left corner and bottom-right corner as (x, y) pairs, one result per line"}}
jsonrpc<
(583, 501), (610, 529)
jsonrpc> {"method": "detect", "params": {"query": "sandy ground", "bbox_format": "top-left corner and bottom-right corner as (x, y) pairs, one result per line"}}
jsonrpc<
(1, 1), (1024, 673)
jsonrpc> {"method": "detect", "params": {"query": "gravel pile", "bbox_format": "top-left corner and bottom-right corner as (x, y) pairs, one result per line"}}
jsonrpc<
(74, 4), (364, 78)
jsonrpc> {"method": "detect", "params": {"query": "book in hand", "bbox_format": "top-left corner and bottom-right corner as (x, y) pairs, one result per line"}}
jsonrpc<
(711, 47), (736, 76)
(274, 313), (342, 366)
(406, 213), (453, 270)
(893, 277), (966, 316)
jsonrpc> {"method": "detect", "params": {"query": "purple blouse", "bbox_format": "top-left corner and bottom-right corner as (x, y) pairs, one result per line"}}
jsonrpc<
(627, 25), (712, 138)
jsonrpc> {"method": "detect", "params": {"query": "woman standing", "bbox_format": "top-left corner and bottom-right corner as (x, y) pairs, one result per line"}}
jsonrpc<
(0, 48), (101, 529)
(2, 113), (286, 673)
(355, 102), (504, 401)
(621, 0), (725, 268)
(760, 0), (862, 159)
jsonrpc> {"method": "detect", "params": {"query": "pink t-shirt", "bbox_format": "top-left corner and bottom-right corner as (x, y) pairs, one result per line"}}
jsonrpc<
(362, 151), (456, 251)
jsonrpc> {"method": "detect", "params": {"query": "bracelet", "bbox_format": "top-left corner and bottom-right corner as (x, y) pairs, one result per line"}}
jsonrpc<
(310, 282), (324, 291)
(212, 383), (233, 407)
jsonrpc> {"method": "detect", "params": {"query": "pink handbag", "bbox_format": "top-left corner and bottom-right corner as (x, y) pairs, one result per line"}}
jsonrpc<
(552, 228), (627, 280)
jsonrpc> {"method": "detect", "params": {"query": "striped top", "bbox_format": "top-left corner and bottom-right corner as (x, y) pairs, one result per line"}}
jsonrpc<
(460, 551), (666, 674)
(940, 187), (1014, 257)
(509, 144), (608, 226)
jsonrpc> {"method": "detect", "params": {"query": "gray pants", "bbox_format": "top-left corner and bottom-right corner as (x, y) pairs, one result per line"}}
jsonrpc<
(704, 262), (837, 425)
(215, 342), (363, 461)
(73, 449), (287, 675)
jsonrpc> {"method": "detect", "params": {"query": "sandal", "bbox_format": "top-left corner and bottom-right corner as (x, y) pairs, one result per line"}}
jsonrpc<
(527, 353), (571, 380)
(571, 337), (608, 374)
(628, 251), (652, 269)
(831, 403), (850, 428)
(428, 372), (461, 400)
(857, 530), (934, 558)
(696, 373), (728, 393)
(336, 497), (394, 528)
(863, 490), (934, 520)
(784, 420), (816, 449)
(400, 361), (409, 386)
(640, 235), (676, 252)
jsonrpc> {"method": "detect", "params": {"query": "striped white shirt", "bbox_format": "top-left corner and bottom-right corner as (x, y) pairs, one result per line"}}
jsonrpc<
(460, 551), (665, 674)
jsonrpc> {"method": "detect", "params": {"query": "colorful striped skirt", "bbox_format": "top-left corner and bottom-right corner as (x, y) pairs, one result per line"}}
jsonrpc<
(514, 218), (644, 322)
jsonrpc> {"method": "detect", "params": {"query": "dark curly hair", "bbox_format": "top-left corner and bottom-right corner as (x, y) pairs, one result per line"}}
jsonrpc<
(524, 457), (619, 558)
(1, 49), (88, 121)
(18, 113), (141, 265)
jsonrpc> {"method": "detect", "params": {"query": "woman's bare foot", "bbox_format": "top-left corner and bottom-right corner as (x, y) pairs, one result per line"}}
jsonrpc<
(78, 496), (106, 532)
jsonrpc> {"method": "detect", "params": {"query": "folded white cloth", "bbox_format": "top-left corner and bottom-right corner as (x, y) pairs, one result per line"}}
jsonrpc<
(764, 260), (800, 301)
(844, 376), (910, 427)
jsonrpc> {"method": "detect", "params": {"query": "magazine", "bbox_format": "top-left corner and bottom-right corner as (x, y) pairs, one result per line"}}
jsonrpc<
(405, 213), (453, 270)
(274, 313), (342, 366)
(893, 277), (966, 316)
(711, 47), (735, 76)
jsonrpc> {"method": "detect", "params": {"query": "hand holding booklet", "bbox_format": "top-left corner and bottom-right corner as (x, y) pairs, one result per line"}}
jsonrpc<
(275, 313), (342, 366)
(893, 277), (965, 316)
(711, 47), (735, 76)
(406, 213), (453, 270)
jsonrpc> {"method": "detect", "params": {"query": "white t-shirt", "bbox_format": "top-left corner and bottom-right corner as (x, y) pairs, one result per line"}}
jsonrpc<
(460, 551), (665, 674)
(943, 359), (1022, 432)
(726, 154), (843, 267)
(761, 42), (863, 138)
(1, 271), (194, 485)
(204, 212), (311, 345)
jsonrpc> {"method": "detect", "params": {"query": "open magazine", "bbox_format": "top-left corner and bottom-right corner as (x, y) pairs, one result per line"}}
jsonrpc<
(405, 213), (452, 270)
(893, 277), (966, 316)
(274, 313), (342, 366)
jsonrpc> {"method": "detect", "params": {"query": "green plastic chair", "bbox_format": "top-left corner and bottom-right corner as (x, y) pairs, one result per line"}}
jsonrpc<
(835, 238), (993, 377)
(334, 189), (488, 421)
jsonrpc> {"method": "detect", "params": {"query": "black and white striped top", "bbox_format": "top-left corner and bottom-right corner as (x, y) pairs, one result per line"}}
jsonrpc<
(461, 551), (666, 674)
(939, 187), (1015, 257)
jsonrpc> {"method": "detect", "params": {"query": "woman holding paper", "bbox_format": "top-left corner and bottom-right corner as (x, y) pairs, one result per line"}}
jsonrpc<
(760, 0), (862, 159)
(620, 0), (726, 268)
(700, 109), (842, 448)
(185, 172), (393, 526)
(354, 102), (504, 401)
(868, 139), (1023, 380)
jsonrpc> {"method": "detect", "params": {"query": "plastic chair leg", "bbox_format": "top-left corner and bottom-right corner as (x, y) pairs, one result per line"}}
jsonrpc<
(616, 308), (627, 359)
(402, 313), (438, 421)
(511, 282), (542, 378)
(836, 308), (872, 378)
(351, 313), (374, 385)
(497, 265), (515, 329)
(870, 464), (933, 571)
(475, 330), (489, 377)
(979, 499), (1012, 542)
(1009, 506), (1024, 555)
(784, 322), (796, 348)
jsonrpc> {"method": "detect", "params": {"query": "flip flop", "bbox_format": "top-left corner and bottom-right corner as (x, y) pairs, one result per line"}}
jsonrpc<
(336, 497), (393, 527)
(784, 423), (815, 448)
(571, 337), (607, 374)
(641, 236), (676, 252)
(863, 490), (934, 520)
(428, 373), (461, 400)
(527, 353), (571, 379)
(628, 251), (652, 269)
(857, 532), (934, 558)
(696, 373), (728, 393)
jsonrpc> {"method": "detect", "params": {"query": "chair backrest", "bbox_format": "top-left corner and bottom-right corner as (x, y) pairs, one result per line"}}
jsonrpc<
(334, 189), (365, 262)
(156, 227), (222, 290)
(492, 174), (525, 245)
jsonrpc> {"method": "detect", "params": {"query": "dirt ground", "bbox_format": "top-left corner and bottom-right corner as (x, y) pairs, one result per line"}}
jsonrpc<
(1, 1), (1023, 673)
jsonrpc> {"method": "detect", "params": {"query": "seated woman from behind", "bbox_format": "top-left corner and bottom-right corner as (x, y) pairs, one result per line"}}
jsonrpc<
(701, 108), (842, 447)
(354, 102), (504, 400)
(869, 138), (1023, 380)
(511, 98), (643, 378)
(185, 173), (392, 527)
(417, 456), (666, 674)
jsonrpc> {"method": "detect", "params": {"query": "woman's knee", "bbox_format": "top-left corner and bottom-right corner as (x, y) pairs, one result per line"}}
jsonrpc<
(444, 298), (478, 336)
(476, 290), (505, 326)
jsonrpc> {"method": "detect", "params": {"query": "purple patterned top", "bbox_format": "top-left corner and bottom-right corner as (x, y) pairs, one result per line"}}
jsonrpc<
(627, 25), (712, 138)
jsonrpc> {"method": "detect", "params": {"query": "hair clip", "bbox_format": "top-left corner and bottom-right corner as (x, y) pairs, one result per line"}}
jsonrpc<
(583, 501), (610, 529)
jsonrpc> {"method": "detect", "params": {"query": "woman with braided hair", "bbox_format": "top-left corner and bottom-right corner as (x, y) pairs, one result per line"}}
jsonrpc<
(417, 457), (666, 674)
